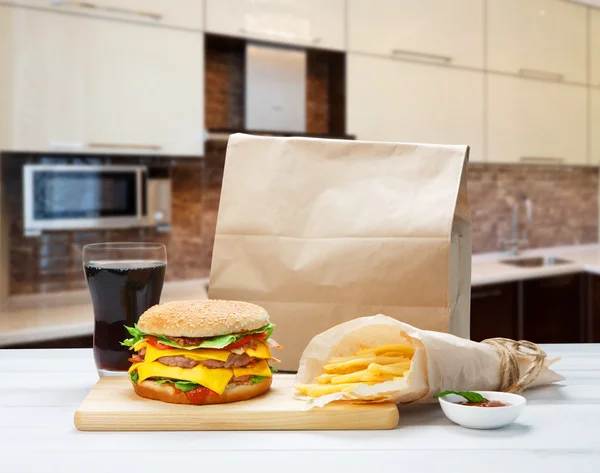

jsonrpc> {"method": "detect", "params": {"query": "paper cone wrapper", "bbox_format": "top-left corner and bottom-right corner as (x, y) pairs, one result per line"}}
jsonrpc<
(295, 315), (564, 408)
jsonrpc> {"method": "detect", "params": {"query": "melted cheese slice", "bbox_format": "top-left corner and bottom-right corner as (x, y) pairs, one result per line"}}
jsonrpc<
(144, 344), (231, 363)
(132, 340), (148, 351)
(245, 341), (272, 359)
(128, 362), (143, 374)
(136, 362), (233, 394)
(233, 359), (272, 378)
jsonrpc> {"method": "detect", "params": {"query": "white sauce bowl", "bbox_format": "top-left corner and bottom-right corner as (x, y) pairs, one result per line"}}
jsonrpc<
(438, 391), (526, 430)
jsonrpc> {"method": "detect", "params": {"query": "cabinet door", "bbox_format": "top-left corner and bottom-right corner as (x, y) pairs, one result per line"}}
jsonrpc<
(470, 283), (519, 342)
(592, 89), (600, 165)
(0, 5), (12, 150)
(347, 54), (485, 162)
(587, 275), (600, 343)
(347, 0), (483, 69)
(487, 74), (587, 164)
(84, 19), (204, 155)
(487, 0), (587, 84)
(11, 8), (88, 151)
(10, 0), (204, 30)
(523, 274), (584, 344)
(206, 0), (345, 50)
(592, 9), (600, 87)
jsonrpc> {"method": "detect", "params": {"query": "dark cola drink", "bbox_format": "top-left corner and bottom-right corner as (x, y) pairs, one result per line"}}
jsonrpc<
(85, 261), (166, 374)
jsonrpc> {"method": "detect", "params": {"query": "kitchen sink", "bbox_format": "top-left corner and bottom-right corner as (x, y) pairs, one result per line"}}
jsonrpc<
(499, 256), (573, 268)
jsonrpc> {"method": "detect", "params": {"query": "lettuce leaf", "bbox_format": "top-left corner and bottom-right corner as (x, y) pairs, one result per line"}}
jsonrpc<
(154, 376), (269, 390)
(170, 333), (237, 350)
(154, 379), (199, 392)
(121, 323), (275, 350)
(129, 371), (139, 383)
(121, 324), (146, 347)
(250, 376), (269, 384)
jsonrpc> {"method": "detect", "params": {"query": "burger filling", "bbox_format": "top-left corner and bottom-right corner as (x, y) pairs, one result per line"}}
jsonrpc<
(122, 323), (282, 401)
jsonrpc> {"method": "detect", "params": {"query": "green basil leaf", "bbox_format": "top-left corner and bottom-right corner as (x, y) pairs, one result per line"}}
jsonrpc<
(434, 390), (485, 403)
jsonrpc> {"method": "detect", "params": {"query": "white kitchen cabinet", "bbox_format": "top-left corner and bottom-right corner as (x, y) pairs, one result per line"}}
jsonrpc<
(8, 8), (204, 155)
(487, 0), (587, 84)
(205, 0), (345, 51)
(9, 0), (204, 30)
(11, 8), (88, 152)
(346, 54), (485, 162)
(0, 6), (13, 151)
(591, 89), (600, 164)
(591, 9), (600, 87)
(487, 75), (587, 165)
(347, 0), (484, 69)
(84, 17), (204, 155)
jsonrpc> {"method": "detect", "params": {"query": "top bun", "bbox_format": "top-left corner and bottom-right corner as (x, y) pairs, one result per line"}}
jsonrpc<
(138, 300), (270, 338)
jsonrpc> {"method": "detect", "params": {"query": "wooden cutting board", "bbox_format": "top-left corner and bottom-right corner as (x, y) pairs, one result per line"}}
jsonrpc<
(74, 374), (399, 431)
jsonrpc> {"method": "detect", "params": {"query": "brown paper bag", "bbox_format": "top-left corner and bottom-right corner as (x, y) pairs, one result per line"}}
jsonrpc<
(209, 133), (471, 371)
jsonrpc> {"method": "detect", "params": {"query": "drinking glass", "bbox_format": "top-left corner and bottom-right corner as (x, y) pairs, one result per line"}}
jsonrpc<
(83, 242), (167, 377)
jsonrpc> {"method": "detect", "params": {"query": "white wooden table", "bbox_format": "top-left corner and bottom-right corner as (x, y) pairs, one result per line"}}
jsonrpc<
(2, 345), (599, 473)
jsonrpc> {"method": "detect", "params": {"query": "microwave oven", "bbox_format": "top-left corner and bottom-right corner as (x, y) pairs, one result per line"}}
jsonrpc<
(23, 164), (171, 235)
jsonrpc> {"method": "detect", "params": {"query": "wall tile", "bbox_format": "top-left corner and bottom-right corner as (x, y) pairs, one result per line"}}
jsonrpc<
(468, 164), (598, 253)
(3, 155), (599, 294)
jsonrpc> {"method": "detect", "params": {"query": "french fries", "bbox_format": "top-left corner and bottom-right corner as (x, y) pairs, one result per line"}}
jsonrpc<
(295, 343), (414, 398)
(323, 355), (410, 374)
(315, 373), (337, 384)
(367, 361), (411, 376)
(356, 344), (415, 356)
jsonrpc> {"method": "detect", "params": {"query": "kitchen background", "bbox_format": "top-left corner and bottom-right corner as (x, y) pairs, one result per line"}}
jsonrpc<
(1, 0), (600, 346)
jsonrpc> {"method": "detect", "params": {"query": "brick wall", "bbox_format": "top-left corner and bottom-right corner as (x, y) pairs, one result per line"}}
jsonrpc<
(2, 154), (215, 295)
(469, 164), (598, 253)
(4, 154), (599, 295)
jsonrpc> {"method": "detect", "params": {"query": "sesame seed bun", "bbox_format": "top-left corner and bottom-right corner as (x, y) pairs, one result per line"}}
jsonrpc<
(137, 299), (270, 338)
(132, 377), (272, 405)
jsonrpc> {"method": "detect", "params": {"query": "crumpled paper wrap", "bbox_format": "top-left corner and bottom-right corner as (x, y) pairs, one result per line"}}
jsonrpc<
(295, 315), (564, 408)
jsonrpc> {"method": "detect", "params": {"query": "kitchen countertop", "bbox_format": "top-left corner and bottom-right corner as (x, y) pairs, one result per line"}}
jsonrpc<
(2, 243), (600, 347)
(0, 279), (208, 347)
(1, 345), (598, 472)
(472, 243), (600, 287)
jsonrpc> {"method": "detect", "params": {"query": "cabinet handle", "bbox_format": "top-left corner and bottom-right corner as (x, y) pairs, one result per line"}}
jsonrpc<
(239, 27), (321, 45)
(88, 143), (162, 151)
(51, 1), (163, 21)
(518, 68), (564, 82)
(391, 49), (452, 64)
(519, 156), (565, 165)
(471, 289), (502, 299)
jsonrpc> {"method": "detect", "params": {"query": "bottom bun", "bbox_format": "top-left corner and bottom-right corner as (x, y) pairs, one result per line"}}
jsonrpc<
(132, 377), (272, 405)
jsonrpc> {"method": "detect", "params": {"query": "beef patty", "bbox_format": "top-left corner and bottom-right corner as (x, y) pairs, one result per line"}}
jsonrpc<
(156, 352), (254, 369)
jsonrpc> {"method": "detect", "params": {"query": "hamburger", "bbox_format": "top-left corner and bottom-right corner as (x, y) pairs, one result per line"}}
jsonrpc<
(122, 299), (282, 405)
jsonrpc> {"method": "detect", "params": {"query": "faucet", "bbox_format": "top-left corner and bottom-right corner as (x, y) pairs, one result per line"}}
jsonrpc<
(503, 195), (533, 256)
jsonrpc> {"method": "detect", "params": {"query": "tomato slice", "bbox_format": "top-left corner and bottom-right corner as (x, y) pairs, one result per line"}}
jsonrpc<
(146, 337), (172, 350)
(223, 332), (269, 350)
(224, 335), (254, 350)
(185, 386), (218, 404)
